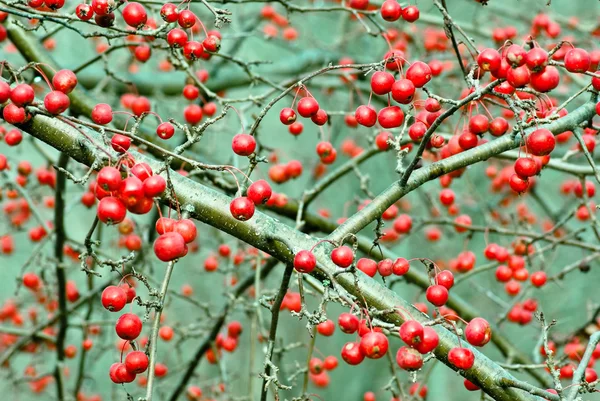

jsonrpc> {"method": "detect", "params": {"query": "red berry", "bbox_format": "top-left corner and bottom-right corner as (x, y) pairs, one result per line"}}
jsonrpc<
(232, 134), (256, 156)
(465, 318), (492, 347)
(230, 197), (255, 221)
(125, 350), (148, 374)
(527, 128), (555, 156)
(331, 246), (354, 268)
(426, 284), (448, 307)
(294, 250), (316, 273)
(396, 346), (423, 370)
(154, 232), (186, 261)
(341, 342), (365, 365)
(115, 313), (142, 340)
(122, 2), (147, 28)
(448, 347), (475, 370)
(101, 285), (127, 312)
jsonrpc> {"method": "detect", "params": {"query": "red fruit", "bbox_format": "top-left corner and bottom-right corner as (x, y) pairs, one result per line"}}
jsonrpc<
(160, 3), (179, 23)
(115, 313), (142, 340)
(279, 108), (297, 125)
(355, 105), (377, 127)
(448, 347), (475, 370)
(125, 350), (148, 374)
(465, 317), (492, 347)
(0, 81), (10, 103)
(377, 259), (393, 276)
(375, 131), (393, 151)
(76, 4), (94, 20)
(3, 104), (26, 125)
(414, 326), (439, 354)
(505, 44), (526, 67)
(97, 197), (126, 224)
(341, 342), (365, 365)
(184, 104), (203, 125)
(309, 357), (324, 374)
(338, 312), (359, 334)
(294, 250), (316, 273)
(514, 157), (538, 179)
(392, 257), (409, 275)
(391, 79), (415, 104)
(178, 9), (196, 28)
(22, 273), (41, 290)
(402, 5), (419, 22)
(122, 2), (147, 28)
(157, 122), (175, 139)
(174, 219), (197, 243)
(378, 106), (404, 129)
(564, 48), (591, 73)
(311, 109), (328, 126)
(323, 355), (338, 370)
(380, 0), (402, 21)
(331, 246), (354, 268)
(506, 65), (530, 88)
(131, 163), (152, 182)
(101, 285), (127, 312)
(52, 69), (78, 94)
(426, 284), (448, 307)
(230, 197), (255, 221)
(247, 180), (272, 204)
(489, 117), (509, 136)
(317, 320), (335, 336)
(131, 96), (151, 117)
(370, 71), (395, 95)
(297, 97), (319, 118)
(111, 134), (131, 153)
(143, 175), (166, 197)
(399, 320), (423, 347)
(288, 121), (303, 136)
(153, 232), (186, 261)
(527, 128), (555, 156)
(530, 271), (547, 287)
(44, 91), (70, 115)
(167, 28), (188, 48)
(232, 134), (256, 156)
(477, 48), (501, 73)
(359, 331), (388, 359)
(406, 61), (432, 88)
(91, 103), (113, 125)
(118, 176), (144, 207)
(530, 66), (560, 92)
(469, 114), (489, 134)
(525, 48), (548, 72)
(356, 257), (377, 277)
(396, 346), (423, 370)
(509, 174), (529, 194)
(203, 35), (221, 53)
(464, 379), (480, 391)
(10, 84), (34, 106)
(436, 270), (454, 290)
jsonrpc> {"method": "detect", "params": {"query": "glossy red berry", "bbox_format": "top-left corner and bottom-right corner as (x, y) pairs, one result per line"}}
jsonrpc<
(101, 285), (127, 312)
(359, 331), (388, 359)
(370, 71), (395, 95)
(44, 91), (70, 115)
(331, 246), (354, 268)
(294, 250), (316, 273)
(448, 347), (475, 370)
(341, 342), (365, 365)
(122, 2), (147, 28)
(154, 232), (186, 261)
(355, 105), (377, 127)
(297, 97), (319, 118)
(125, 350), (148, 374)
(396, 346), (423, 370)
(465, 318), (492, 347)
(247, 180), (272, 205)
(230, 197), (255, 221)
(527, 128), (555, 156)
(426, 284), (448, 307)
(91, 103), (113, 125)
(115, 313), (142, 340)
